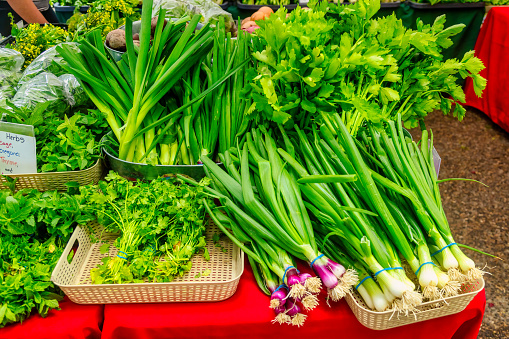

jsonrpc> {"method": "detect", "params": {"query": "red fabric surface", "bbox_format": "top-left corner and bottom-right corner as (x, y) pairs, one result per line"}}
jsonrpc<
(102, 260), (486, 339)
(464, 7), (509, 132)
(0, 297), (104, 339)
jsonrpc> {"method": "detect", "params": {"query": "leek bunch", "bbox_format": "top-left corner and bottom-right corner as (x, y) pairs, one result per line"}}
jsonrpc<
(57, 0), (247, 165)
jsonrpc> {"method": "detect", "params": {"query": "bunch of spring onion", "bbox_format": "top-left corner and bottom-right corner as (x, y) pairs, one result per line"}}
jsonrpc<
(292, 113), (485, 312)
(57, 0), (246, 165)
(178, 130), (359, 305)
(353, 114), (485, 283)
(275, 123), (424, 312)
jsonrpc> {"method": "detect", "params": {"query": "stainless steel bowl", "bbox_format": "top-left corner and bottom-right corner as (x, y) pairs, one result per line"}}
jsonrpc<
(102, 133), (214, 181)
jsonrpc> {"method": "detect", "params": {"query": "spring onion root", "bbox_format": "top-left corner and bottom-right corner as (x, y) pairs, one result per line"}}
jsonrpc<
(291, 313), (307, 327)
(272, 306), (291, 325)
(301, 293), (319, 311)
(466, 267), (485, 282)
(422, 284), (441, 301)
(303, 276), (322, 294)
(340, 269), (359, 290)
(448, 268), (468, 282)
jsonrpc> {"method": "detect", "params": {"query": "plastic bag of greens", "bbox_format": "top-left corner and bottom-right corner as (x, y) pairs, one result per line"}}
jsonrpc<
(17, 42), (80, 88)
(11, 72), (68, 112)
(152, 0), (236, 35)
(0, 48), (25, 72)
(0, 48), (24, 107)
(59, 74), (88, 107)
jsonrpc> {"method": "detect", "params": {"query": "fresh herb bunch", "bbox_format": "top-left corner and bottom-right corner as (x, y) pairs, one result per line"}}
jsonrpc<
(248, 0), (486, 134)
(321, 0), (486, 130)
(248, 6), (337, 128)
(78, 172), (211, 284)
(0, 188), (95, 328)
(7, 20), (69, 69)
(0, 102), (108, 172)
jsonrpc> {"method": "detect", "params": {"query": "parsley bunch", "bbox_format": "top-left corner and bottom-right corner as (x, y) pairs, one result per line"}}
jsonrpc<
(79, 172), (211, 284)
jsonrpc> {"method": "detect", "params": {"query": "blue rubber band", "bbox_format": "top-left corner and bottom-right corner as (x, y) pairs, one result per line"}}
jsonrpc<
(274, 284), (288, 293)
(118, 251), (128, 256)
(374, 267), (403, 278)
(282, 266), (296, 284)
(355, 275), (373, 290)
(117, 255), (127, 260)
(431, 243), (457, 257)
(310, 254), (324, 268)
(415, 262), (436, 276)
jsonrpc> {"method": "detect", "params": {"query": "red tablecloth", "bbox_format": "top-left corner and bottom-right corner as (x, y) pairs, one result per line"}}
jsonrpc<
(101, 261), (486, 339)
(0, 298), (103, 339)
(464, 6), (509, 132)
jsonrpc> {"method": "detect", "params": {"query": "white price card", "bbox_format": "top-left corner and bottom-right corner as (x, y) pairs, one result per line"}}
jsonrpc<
(0, 121), (37, 175)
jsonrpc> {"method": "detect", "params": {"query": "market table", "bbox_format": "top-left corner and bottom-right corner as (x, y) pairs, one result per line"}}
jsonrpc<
(464, 6), (509, 132)
(101, 259), (486, 339)
(0, 297), (103, 339)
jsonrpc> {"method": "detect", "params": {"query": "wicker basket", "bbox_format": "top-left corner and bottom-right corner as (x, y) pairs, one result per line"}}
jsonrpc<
(0, 159), (104, 192)
(51, 219), (244, 304)
(345, 278), (485, 330)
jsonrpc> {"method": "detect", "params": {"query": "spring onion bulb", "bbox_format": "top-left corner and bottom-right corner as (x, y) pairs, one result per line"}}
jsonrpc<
(270, 286), (288, 309)
(286, 298), (307, 327)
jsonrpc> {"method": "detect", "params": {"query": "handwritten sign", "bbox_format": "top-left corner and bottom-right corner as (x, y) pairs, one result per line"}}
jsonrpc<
(0, 121), (37, 175)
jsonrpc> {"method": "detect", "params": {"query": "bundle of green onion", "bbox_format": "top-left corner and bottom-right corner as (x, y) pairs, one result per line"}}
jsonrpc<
(278, 113), (485, 312)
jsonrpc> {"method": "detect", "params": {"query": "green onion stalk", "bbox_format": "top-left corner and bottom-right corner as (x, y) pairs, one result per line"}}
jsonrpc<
(319, 114), (456, 306)
(176, 21), (252, 164)
(244, 129), (358, 300)
(57, 1), (246, 165)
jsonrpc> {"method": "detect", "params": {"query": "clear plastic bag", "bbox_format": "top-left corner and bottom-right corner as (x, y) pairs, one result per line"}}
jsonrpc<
(153, 0), (235, 34)
(0, 48), (25, 72)
(59, 74), (87, 107)
(0, 48), (24, 107)
(17, 42), (80, 88)
(11, 72), (68, 112)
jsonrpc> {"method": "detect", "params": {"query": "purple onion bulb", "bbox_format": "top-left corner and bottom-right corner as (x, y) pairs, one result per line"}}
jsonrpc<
(313, 263), (339, 289)
(270, 287), (288, 308)
(285, 268), (301, 287)
(273, 305), (286, 315)
(299, 273), (312, 284)
(286, 298), (302, 317)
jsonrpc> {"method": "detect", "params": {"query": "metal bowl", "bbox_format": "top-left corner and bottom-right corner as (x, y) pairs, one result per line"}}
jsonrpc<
(101, 133), (214, 181)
